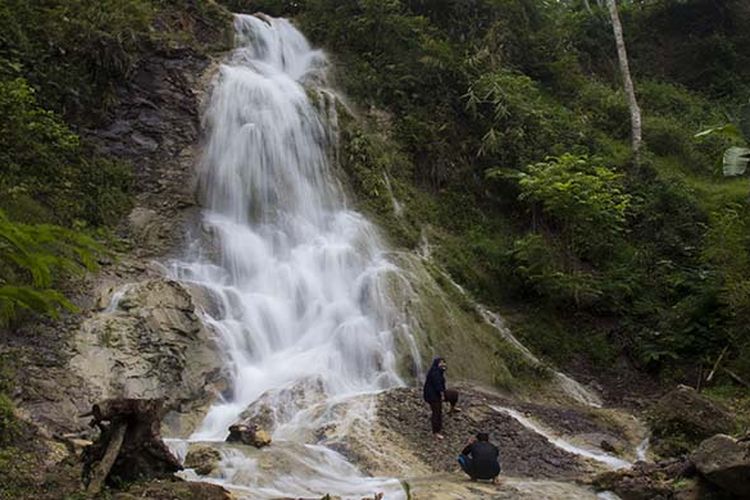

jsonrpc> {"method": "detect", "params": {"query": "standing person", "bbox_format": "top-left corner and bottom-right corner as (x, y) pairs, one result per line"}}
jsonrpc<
(457, 432), (501, 483)
(423, 357), (459, 439)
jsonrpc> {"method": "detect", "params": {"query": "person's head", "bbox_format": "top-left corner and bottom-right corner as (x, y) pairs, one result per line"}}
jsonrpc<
(476, 432), (489, 442)
(432, 357), (446, 371)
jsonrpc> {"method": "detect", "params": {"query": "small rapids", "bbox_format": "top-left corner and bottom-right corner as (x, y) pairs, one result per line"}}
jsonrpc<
(491, 406), (632, 470)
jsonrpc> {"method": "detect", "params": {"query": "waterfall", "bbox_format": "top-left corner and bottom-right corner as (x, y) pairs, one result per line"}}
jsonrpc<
(168, 14), (409, 497)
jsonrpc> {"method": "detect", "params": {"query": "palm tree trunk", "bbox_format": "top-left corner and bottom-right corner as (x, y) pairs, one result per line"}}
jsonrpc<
(607, 0), (642, 167)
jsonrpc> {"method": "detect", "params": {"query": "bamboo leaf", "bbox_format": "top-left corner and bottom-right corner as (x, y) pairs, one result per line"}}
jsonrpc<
(694, 123), (744, 141)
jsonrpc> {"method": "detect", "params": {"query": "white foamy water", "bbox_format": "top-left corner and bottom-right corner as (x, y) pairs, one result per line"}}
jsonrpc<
(168, 14), (409, 498)
(104, 283), (133, 313)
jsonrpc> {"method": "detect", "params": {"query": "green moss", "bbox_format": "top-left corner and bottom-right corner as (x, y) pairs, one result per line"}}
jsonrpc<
(0, 394), (17, 447)
(0, 447), (37, 499)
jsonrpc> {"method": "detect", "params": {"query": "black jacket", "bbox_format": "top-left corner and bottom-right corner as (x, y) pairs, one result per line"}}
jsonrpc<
(423, 358), (446, 403)
(461, 441), (501, 479)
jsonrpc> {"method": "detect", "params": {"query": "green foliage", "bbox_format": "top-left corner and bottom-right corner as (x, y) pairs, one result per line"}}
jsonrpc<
(0, 0), (231, 116)
(466, 71), (581, 166)
(623, 0), (750, 99)
(0, 210), (101, 325)
(0, 77), (133, 226)
(510, 233), (605, 308)
(300, 0), (750, 380)
(0, 0), (155, 115)
(694, 102), (750, 177)
(515, 154), (630, 257)
(0, 394), (16, 446)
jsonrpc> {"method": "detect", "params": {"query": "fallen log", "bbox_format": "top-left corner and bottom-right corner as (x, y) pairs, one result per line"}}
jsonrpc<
(81, 398), (182, 493)
(86, 421), (126, 494)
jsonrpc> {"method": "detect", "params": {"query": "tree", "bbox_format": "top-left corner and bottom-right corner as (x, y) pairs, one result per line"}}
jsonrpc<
(607, 0), (642, 166)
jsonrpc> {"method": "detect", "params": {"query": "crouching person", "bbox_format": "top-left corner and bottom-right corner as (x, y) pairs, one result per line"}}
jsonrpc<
(458, 432), (501, 483)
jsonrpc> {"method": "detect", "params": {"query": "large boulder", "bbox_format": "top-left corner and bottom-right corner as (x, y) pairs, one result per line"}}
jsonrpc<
(237, 376), (326, 432)
(70, 279), (224, 436)
(593, 458), (694, 500)
(649, 385), (734, 456)
(690, 434), (750, 497)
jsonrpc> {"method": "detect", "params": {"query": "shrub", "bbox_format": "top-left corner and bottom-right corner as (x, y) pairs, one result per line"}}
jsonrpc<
(0, 78), (132, 226)
(513, 153), (630, 260)
(0, 210), (101, 325)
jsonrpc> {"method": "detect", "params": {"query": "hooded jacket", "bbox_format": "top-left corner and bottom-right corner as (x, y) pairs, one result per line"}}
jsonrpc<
(423, 357), (446, 403)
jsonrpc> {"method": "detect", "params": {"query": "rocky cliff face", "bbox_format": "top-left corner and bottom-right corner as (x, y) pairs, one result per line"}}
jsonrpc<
(5, 34), (228, 440)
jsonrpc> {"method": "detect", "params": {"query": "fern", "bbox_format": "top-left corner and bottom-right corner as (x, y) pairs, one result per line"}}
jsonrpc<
(0, 209), (101, 325)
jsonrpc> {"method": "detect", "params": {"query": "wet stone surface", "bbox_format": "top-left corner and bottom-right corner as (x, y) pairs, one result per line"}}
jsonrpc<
(376, 386), (591, 480)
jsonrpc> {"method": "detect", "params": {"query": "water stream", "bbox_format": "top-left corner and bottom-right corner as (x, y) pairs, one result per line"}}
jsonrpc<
(490, 405), (632, 470)
(164, 13), (643, 499)
(168, 14), (409, 498)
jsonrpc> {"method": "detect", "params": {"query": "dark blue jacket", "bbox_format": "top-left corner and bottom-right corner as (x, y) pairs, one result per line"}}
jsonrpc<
(423, 357), (446, 403)
(461, 441), (501, 479)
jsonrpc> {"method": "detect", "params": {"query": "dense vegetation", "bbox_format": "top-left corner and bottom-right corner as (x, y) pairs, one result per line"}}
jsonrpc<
(0, 0), (229, 325)
(0, 0), (747, 417)
(0, 2), (231, 494)
(232, 0), (750, 387)
(0, 0), (747, 493)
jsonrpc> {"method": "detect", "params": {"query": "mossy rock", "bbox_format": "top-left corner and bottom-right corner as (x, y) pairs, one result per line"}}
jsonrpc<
(649, 386), (735, 457)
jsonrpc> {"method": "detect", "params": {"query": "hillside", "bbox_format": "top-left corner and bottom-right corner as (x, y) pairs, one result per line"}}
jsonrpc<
(1, 0), (749, 498)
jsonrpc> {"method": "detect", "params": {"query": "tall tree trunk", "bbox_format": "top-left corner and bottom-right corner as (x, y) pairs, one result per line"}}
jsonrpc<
(607, 0), (642, 167)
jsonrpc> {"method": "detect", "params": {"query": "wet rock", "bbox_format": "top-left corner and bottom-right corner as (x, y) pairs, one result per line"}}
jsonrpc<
(601, 440), (618, 453)
(690, 434), (750, 497)
(375, 386), (588, 480)
(238, 376), (326, 432)
(593, 458), (694, 500)
(127, 207), (173, 255)
(650, 385), (733, 456)
(184, 444), (222, 475)
(227, 423), (272, 448)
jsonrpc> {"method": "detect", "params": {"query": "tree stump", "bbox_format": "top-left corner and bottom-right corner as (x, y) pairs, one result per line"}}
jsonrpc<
(81, 398), (182, 493)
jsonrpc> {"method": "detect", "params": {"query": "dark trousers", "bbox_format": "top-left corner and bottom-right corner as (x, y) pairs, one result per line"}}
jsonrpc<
(458, 454), (474, 477)
(429, 400), (442, 433)
(428, 389), (459, 433)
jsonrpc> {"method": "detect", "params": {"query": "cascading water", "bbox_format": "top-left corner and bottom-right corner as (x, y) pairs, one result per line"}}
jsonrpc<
(169, 14), (409, 498)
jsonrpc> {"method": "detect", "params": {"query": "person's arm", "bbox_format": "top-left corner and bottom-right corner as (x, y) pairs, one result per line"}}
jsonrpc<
(439, 373), (447, 401)
(461, 437), (476, 456)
